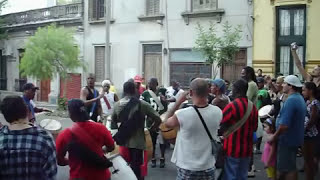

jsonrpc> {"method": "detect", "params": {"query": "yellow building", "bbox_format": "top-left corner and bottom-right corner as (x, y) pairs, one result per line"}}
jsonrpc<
(253, 0), (319, 77)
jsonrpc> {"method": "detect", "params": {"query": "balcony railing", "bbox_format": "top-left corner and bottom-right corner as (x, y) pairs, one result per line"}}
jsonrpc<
(0, 2), (83, 27)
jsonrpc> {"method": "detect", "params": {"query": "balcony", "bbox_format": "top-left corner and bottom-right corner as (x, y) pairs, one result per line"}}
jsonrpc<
(0, 3), (83, 28)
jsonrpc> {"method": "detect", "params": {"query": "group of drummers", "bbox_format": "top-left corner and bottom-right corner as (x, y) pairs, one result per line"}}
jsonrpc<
(0, 57), (320, 180)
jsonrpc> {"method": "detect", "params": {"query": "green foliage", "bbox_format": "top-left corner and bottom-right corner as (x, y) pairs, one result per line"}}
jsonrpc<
(20, 24), (85, 81)
(57, 97), (68, 111)
(194, 22), (242, 78)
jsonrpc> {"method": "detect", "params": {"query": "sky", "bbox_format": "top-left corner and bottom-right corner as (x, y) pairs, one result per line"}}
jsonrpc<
(1, 0), (55, 15)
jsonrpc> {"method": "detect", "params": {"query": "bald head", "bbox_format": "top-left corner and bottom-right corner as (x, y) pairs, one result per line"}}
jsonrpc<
(87, 73), (95, 88)
(190, 78), (209, 98)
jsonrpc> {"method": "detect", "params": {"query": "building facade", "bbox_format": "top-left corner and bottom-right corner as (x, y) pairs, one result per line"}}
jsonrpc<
(0, 0), (254, 103)
(253, 0), (319, 77)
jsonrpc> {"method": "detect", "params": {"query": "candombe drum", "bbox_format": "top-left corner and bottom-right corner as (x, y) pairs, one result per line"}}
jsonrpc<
(109, 129), (153, 162)
(39, 119), (62, 140)
(108, 154), (137, 180)
(159, 113), (177, 144)
(258, 105), (273, 119)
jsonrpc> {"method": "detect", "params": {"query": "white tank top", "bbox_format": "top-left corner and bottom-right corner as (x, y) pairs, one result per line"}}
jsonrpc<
(100, 92), (115, 116)
(171, 104), (222, 171)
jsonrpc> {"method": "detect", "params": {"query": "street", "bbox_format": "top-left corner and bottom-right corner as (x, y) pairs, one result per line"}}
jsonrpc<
(0, 111), (318, 180)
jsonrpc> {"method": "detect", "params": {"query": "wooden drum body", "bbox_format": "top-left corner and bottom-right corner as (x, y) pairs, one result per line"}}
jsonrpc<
(159, 123), (177, 144)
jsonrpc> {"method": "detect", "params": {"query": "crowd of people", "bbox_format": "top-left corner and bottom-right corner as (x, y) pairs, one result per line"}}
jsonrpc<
(0, 46), (319, 180)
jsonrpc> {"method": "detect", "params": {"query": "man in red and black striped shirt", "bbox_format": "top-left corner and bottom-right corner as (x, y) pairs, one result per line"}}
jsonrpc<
(220, 79), (258, 180)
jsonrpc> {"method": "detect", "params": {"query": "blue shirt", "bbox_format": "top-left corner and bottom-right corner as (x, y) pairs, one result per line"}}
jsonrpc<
(276, 93), (306, 146)
(22, 95), (35, 121)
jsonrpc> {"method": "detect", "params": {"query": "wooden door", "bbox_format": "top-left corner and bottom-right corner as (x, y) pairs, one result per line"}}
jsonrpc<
(221, 49), (247, 82)
(143, 44), (162, 85)
(40, 79), (51, 102)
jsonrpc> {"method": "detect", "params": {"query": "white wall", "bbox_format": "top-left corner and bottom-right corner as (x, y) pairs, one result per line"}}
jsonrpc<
(83, 0), (253, 91)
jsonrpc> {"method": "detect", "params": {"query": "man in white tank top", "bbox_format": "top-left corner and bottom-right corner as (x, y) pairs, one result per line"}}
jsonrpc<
(164, 78), (223, 180)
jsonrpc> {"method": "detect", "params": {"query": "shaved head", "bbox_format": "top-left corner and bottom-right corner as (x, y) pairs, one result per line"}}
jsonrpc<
(190, 78), (209, 98)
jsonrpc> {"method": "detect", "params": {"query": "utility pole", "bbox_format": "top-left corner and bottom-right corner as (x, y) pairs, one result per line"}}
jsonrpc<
(105, 0), (111, 79)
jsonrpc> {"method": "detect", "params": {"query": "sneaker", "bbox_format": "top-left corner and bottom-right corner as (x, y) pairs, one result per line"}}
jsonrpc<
(151, 159), (156, 168)
(160, 158), (165, 168)
(248, 170), (255, 178)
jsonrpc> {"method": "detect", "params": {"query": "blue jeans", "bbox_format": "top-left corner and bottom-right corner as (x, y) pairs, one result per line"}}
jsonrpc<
(223, 156), (250, 180)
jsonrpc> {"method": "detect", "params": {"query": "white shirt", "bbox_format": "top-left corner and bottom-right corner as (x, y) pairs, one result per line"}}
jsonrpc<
(166, 86), (185, 110)
(171, 105), (222, 171)
(100, 92), (115, 116)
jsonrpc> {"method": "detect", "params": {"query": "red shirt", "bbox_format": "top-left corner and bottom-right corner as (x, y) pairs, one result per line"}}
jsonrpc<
(56, 121), (114, 180)
(220, 97), (258, 158)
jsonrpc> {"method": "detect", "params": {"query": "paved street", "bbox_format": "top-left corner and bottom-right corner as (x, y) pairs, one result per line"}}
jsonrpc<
(0, 109), (319, 180)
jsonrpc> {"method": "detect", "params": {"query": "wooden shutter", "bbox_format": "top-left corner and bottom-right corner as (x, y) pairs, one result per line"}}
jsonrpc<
(95, 46), (105, 83)
(146, 0), (160, 16)
(192, 0), (216, 11)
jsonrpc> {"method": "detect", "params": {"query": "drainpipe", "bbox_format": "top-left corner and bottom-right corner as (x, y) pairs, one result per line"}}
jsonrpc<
(105, 0), (111, 80)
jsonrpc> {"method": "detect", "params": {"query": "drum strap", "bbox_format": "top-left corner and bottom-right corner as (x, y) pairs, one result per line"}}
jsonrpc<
(223, 100), (253, 138)
(71, 123), (101, 150)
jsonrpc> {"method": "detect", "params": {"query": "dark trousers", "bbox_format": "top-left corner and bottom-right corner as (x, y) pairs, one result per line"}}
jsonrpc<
(129, 148), (143, 180)
(150, 130), (166, 158)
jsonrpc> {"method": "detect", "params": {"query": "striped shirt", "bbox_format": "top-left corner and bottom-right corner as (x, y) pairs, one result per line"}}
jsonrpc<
(220, 97), (258, 158)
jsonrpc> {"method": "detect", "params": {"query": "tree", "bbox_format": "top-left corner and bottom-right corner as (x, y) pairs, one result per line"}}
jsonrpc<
(194, 22), (242, 78)
(20, 24), (85, 104)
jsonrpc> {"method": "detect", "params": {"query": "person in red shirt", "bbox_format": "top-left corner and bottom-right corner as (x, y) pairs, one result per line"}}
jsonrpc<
(134, 75), (146, 95)
(56, 99), (115, 180)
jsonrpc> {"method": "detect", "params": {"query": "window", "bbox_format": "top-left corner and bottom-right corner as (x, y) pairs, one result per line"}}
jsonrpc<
(276, 5), (306, 77)
(170, 49), (211, 88)
(16, 49), (27, 92)
(146, 0), (160, 16)
(0, 50), (6, 90)
(192, 0), (217, 12)
(89, 0), (105, 21)
(94, 46), (105, 83)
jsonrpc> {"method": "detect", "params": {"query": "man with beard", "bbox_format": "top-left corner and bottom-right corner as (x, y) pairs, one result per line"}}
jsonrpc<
(80, 73), (104, 122)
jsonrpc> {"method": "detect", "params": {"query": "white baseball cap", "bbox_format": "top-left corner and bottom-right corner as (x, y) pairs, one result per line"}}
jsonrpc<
(284, 75), (303, 87)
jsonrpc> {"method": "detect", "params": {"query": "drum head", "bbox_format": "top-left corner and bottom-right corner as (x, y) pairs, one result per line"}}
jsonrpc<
(258, 105), (272, 118)
(40, 119), (62, 131)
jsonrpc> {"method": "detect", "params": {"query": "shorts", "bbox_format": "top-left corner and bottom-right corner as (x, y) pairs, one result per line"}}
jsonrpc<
(266, 167), (276, 179)
(176, 167), (215, 180)
(277, 145), (298, 172)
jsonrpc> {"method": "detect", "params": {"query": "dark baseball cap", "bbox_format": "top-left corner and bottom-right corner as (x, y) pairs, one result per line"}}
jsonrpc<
(22, 83), (39, 91)
(256, 77), (265, 83)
